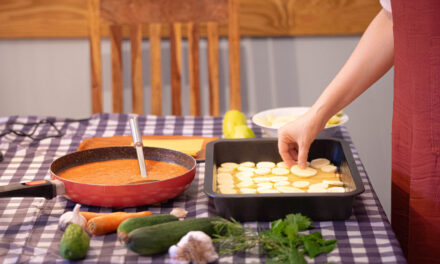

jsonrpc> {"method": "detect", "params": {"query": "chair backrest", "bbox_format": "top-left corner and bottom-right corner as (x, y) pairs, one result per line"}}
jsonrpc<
(88, 0), (241, 116)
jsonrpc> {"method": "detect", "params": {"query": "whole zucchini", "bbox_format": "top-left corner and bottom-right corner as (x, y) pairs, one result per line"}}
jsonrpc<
(117, 214), (178, 242)
(124, 217), (223, 255)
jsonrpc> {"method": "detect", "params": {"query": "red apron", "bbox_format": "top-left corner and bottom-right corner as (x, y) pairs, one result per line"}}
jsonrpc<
(391, 1), (440, 263)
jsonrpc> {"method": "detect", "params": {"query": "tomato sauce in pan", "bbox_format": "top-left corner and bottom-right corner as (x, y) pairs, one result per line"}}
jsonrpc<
(58, 159), (188, 185)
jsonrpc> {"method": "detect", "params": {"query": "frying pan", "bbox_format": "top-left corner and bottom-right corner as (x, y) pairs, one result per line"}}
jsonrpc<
(0, 146), (196, 207)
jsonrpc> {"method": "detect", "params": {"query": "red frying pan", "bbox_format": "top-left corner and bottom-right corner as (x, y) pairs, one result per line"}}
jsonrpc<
(0, 146), (196, 207)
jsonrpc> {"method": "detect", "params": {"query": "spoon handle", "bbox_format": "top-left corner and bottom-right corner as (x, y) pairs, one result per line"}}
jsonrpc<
(129, 117), (148, 178)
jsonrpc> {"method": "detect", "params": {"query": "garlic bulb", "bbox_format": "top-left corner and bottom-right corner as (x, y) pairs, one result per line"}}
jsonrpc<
(169, 231), (219, 264)
(59, 204), (87, 231)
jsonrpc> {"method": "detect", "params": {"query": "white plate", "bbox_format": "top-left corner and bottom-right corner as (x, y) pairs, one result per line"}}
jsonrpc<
(252, 107), (349, 137)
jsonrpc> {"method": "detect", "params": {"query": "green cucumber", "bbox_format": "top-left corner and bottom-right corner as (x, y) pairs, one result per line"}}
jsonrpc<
(59, 224), (90, 260)
(124, 217), (223, 255)
(117, 214), (179, 242)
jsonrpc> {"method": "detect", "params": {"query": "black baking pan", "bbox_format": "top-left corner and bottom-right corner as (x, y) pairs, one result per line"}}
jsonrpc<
(204, 138), (364, 221)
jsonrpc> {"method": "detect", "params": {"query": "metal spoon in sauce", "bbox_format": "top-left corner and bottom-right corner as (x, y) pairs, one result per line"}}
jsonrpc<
(129, 117), (148, 179)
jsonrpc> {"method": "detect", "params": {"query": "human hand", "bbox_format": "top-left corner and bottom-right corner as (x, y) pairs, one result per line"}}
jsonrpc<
(277, 110), (326, 169)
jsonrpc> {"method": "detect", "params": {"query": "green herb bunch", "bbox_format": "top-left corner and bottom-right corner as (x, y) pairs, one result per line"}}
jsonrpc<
(212, 213), (337, 264)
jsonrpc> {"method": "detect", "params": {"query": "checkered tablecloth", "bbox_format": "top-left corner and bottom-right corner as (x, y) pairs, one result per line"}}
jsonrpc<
(0, 113), (406, 263)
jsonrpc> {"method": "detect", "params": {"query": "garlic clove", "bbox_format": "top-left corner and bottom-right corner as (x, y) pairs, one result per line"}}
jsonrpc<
(59, 204), (87, 231)
(170, 208), (188, 219)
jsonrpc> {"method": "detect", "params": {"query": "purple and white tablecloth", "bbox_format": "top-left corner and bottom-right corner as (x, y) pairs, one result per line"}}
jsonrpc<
(0, 113), (406, 263)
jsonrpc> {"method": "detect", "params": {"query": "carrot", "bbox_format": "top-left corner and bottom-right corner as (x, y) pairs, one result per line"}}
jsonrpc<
(87, 211), (152, 236)
(80, 211), (111, 221)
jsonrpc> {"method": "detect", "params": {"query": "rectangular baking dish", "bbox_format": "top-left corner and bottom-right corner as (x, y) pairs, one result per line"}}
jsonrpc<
(204, 138), (364, 221)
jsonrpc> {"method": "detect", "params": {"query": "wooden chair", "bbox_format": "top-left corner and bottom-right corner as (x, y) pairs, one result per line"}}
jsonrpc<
(88, 0), (241, 116)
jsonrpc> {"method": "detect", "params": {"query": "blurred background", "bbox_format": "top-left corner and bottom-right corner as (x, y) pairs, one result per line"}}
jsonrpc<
(0, 0), (392, 217)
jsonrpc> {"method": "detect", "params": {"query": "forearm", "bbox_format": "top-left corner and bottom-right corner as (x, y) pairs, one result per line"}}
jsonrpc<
(311, 9), (394, 125)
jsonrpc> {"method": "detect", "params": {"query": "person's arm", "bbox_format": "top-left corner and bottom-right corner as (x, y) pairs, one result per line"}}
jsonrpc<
(278, 9), (394, 168)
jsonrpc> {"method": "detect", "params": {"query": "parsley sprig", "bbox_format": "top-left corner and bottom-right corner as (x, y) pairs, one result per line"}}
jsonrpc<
(212, 213), (337, 263)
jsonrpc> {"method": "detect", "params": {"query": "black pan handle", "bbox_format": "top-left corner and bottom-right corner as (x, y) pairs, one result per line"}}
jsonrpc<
(0, 180), (63, 199)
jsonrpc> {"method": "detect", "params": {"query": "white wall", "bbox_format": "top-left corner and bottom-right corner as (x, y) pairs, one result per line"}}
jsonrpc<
(0, 37), (393, 217)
